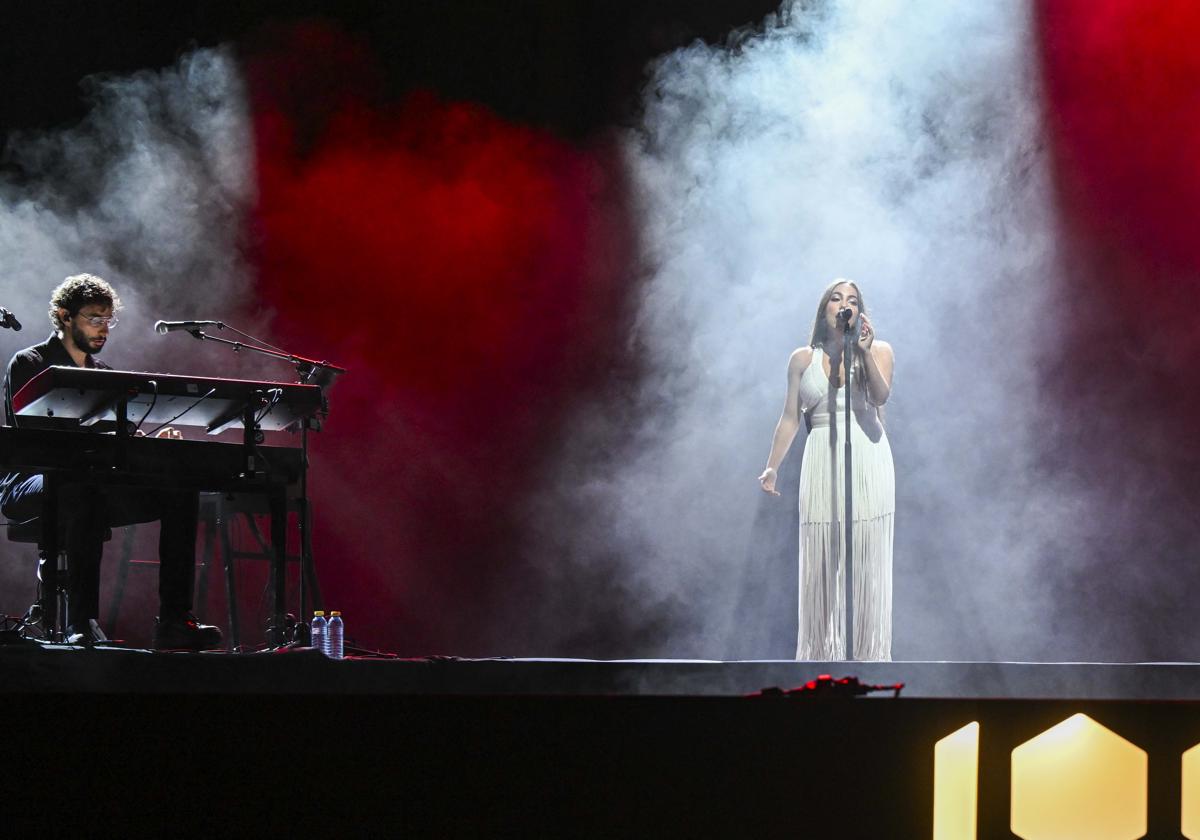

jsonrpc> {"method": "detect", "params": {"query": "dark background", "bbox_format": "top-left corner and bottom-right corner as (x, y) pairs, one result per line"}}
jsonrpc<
(0, 0), (780, 141)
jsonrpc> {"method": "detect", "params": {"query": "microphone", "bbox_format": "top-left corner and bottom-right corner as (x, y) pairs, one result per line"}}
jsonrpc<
(837, 307), (853, 327)
(154, 320), (221, 334)
(0, 307), (22, 331)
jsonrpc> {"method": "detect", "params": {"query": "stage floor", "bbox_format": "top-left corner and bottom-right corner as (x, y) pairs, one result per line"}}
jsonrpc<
(5, 641), (1200, 700)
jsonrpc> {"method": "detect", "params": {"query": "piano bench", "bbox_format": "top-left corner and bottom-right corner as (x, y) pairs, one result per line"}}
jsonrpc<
(5, 519), (41, 545)
(6, 518), (115, 643)
(5, 519), (113, 546)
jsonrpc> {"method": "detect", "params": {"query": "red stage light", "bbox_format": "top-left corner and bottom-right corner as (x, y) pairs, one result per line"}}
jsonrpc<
(245, 24), (632, 653)
(1039, 0), (1200, 276)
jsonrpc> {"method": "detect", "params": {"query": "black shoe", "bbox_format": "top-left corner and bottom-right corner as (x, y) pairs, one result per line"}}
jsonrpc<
(65, 619), (109, 646)
(154, 613), (222, 651)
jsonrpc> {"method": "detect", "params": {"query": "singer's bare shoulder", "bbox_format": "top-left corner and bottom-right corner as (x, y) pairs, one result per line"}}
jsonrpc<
(788, 346), (814, 374)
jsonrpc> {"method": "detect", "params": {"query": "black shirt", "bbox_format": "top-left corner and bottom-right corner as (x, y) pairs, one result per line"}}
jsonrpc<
(1, 333), (110, 502)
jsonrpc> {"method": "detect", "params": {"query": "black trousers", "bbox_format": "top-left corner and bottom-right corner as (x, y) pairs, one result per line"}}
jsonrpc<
(2, 475), (199, 623)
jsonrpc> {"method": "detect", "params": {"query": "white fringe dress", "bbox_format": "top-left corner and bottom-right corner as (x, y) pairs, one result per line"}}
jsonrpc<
(796, 347), (895, 661)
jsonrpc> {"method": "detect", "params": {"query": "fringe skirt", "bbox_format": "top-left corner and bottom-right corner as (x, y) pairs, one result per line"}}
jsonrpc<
(797, 420), (895, 661)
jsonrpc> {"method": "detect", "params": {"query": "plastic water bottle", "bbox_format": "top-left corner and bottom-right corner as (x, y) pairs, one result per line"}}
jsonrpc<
(310, 610), (327, 654)
(327, 610), (344, 660)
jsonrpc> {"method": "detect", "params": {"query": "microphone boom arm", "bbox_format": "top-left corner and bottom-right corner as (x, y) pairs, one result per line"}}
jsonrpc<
(188, 328), (347, 382)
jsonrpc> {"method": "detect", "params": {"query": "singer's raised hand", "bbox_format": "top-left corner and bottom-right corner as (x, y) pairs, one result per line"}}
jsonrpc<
(857, 313), (875, 351)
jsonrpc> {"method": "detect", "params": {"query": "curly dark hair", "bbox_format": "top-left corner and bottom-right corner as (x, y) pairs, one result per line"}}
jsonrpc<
(48, 273), (122, 331)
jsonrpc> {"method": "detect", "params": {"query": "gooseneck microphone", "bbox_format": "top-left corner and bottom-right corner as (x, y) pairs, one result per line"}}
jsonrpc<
(154, 319), (222, 334)
(0, 307), (22, 331)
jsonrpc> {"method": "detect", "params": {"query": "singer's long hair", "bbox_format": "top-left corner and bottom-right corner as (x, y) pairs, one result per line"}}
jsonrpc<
(809, 278), (870, 397)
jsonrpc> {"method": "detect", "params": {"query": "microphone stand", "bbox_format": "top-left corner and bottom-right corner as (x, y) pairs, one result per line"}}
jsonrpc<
(841, 317), (856, 661)
(182, 323), (345, 647)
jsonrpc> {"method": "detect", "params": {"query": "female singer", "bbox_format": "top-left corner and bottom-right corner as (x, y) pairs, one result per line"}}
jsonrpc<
(758, 279), (895, 661)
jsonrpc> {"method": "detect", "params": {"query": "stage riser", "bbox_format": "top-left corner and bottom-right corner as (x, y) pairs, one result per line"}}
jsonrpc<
(8, 694), (1200, 836)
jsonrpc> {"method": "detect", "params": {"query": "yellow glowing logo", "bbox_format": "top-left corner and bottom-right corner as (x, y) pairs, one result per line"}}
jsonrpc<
(934, 713), (1158, 840)
(1182, 743), (1200, 838)
(933, 722), (979, 840)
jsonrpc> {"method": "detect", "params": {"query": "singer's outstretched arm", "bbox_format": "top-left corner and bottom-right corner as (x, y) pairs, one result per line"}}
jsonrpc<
(759, 346), (811, 495)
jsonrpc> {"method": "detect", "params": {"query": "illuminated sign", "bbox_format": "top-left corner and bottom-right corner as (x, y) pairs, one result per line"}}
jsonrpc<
(934, 713), (1163, 840)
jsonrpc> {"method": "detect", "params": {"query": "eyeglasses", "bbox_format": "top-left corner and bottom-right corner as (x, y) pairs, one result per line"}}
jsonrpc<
(75, 313), (118, 328)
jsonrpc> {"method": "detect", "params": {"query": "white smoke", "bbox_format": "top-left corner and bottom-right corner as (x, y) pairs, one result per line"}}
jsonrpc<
(0, 48), (260, 615)
(515, 0), (1071, 660)
(0, 47), (257, 375)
